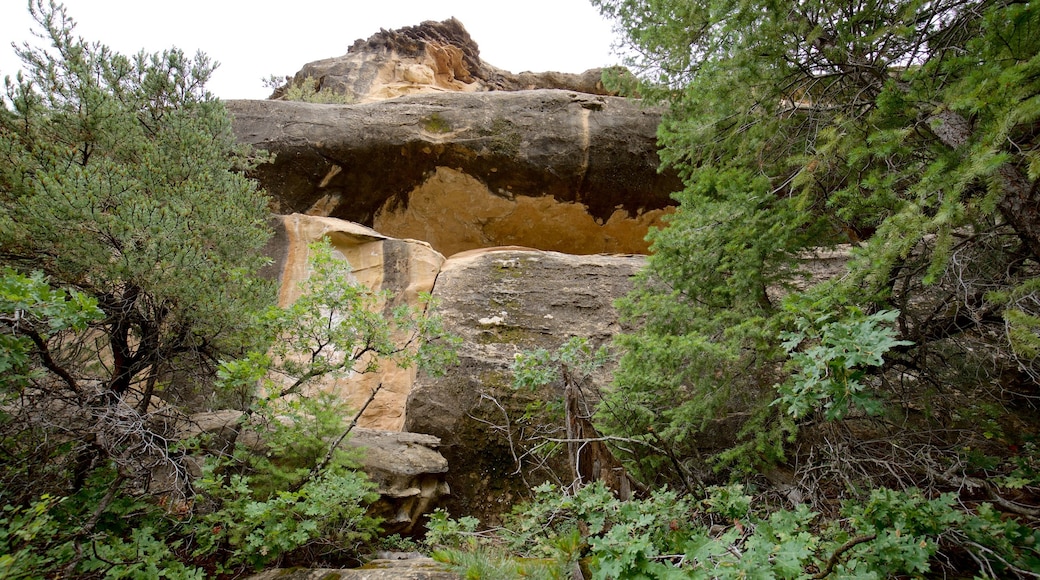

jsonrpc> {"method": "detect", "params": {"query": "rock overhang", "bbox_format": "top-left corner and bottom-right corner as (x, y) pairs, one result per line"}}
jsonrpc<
(228, 89), (680, 257)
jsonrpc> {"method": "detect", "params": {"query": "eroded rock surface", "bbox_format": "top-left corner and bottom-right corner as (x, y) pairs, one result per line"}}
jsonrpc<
(228, 90), (679, 257)
(403, 248), (644, 524)
(274, 18), (619, 103)
(350, 428), (449, 534)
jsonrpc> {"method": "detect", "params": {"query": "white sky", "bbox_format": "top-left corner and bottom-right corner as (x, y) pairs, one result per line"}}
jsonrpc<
(0, 0), (621, 99)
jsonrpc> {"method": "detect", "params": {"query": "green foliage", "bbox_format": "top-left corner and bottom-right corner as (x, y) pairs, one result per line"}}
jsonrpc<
(197, 460), (378, 570)
(0, 4), (277, 574)
(0, 475), (206, 579)
(190, 239), (456, 570)
(774, 308), (911, 420)
(429, 483), (1040, 579)
(512, 337), (611, 392)
(0, 2), (275, 387)
(425, 509), (481, 550)
(266, 75), (354, 104)
(0, 0), (275, 510)
(0, 495), (64, 578)
(0, 268), (102, 388)
(216, 239), (458, 402)
(0, 5), (457, 576)
(594, 0), (1040, 489)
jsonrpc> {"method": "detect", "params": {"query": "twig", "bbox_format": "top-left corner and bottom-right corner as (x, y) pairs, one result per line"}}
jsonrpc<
(290, 383), (382, 492)
(812, 534), (877, 579)
(965, 541), (1040, 579)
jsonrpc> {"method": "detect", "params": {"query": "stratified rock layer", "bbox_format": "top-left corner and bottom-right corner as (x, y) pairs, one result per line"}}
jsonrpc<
(404, 248), (644, 524)
(348, 428), (450, 534)
(227, 91), (679, 257)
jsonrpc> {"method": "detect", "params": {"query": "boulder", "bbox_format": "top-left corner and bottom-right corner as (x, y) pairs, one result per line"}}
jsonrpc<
(403, 248), (645, 524)
(261, 213), (445, 431)
(179, 411), (451, 535)
(272, 18), (619, 104)
(349, 428), (449, 534)
(227, 90), (680, 257)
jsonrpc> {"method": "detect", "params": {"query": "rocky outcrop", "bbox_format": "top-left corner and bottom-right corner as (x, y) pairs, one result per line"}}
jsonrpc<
(257, 216), (646, 525)
(403, 248), (645, 525)
(228, 91), (678, 257)
(350, 428), (449, 534)
(261, 213), (445, 431)
(273, 18), (619, 104)
(232, 18), (676, 538)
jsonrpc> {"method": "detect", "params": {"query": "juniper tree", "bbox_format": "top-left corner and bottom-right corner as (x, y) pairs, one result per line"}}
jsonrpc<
(594, 0), (1040, 488)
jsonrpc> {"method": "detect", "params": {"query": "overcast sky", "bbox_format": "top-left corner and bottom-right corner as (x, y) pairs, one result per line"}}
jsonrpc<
(0, 0), (621, 99)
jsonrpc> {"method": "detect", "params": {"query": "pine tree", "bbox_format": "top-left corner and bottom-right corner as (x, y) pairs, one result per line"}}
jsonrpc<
(0, 0), (273, 502)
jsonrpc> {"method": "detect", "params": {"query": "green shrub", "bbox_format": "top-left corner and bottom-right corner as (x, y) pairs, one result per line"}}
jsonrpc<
(266, 75), (354, 104)
(428, 483), (1040, 579)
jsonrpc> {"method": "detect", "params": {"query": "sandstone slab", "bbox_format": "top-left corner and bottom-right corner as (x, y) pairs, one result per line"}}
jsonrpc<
(403, 248), (645, 524)
(349, 428), (449, 534)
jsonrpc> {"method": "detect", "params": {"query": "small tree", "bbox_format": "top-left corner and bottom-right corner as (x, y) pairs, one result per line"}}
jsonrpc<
(195, 240), (457, 570)
(510, 337), (635, 498)
(0, 3), (456, 576)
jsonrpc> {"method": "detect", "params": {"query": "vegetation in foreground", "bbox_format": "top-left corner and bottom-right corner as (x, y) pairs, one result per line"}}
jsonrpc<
(431, 0), (1040, 577)
(2, 0), (1040, 577)
(0, 2), (453, 577)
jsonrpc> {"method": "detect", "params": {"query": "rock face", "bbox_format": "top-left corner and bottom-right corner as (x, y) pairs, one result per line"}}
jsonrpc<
(233, 18), (675, 537)
(403, 248), (645, 524)
(261, 213), (445, 431)
(350, 428), (449, 534)
(258, 215), (645, 525)
(275, 18), (619, 104)
(228, 90), (679, 257)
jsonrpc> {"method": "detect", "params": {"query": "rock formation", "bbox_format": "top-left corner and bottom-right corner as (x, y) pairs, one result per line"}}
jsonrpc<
(404, 248), (645, 525)
(261, 213), (445, 431)
(229, 91), (678, 257)
(259, 213), (644, 526)
(272, 18), (620, 103)
(350, 428), (449, 534)
(228, 18), (679, 533)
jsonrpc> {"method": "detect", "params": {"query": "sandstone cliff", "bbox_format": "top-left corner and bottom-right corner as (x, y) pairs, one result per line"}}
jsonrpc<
(231, 18), (674, 529)
(231, 17), (680, 259)
(229, 91), (678, 257)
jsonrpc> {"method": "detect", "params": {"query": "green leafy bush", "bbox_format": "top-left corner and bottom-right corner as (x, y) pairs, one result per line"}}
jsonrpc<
(429, 484), (1040, 579)
(774, 308), (911, 420)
